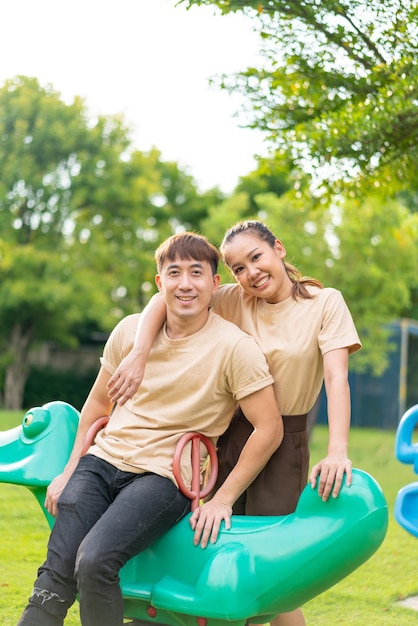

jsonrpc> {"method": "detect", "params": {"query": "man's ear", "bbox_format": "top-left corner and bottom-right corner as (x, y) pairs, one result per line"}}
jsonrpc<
(155, 274), (162, 292)
(212, 273), (221, 293)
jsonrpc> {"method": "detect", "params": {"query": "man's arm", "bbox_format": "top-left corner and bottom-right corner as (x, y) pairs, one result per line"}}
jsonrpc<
(190, 385), (283, 548)
(107, 294), (167, 406)
(45, 367), (113, 516)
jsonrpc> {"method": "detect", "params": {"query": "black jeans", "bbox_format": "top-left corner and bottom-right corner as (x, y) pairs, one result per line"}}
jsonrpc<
(17, 454), (190, 626)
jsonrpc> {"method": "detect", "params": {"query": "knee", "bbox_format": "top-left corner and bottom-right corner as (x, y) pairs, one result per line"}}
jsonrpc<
(75, 548), (101, 585)
(75, 546), (116, 589)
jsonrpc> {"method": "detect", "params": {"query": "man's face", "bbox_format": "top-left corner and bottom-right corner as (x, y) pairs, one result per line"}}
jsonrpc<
(155, 256), (220, 322)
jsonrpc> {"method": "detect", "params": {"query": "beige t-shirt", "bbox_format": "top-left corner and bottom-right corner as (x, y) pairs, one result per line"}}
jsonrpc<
(211, 284), (361, 416)
(89, 310), (274, 487)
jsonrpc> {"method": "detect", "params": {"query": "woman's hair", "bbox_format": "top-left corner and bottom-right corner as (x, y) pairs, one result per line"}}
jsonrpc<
(155, 232), (220, 275)
(220, 220), (323, 300)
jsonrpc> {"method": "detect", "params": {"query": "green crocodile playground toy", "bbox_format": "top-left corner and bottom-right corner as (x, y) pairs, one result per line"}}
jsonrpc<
(0, 401), (388, 626)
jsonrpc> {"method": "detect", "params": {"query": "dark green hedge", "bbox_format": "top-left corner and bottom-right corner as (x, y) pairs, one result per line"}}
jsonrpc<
(23, 367), (97, 412)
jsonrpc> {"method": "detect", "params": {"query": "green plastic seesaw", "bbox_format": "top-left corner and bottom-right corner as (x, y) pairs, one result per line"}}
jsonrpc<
(0, 401), (388, 626)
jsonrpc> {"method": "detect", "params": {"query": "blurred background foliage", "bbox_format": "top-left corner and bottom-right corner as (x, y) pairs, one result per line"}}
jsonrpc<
(0, 0), (417, 409)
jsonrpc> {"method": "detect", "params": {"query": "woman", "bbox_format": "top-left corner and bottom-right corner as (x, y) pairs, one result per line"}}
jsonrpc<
(108, 220), (361, 626)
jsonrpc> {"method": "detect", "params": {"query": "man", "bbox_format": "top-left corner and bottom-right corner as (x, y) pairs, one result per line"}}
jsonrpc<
(17, 232), (283, 626)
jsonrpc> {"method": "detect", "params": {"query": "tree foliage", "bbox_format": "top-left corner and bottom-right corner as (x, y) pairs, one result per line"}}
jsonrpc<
(182, 0), (418, 192)
(1, 63), (416, 409)
(0, 76), (221, 408)
(181, 0), (418, 375)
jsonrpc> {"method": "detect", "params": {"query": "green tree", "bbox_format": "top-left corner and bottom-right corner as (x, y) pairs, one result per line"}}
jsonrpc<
(324, 195), (418, 374)
(0, 76), (220, 408)
(234, 156), (292, 213)
(0, 76), (129, 408)
(71, 146), (225, 312)
(0, 241), (113, 409)
(182, 0), (418, 192)
(184, 0), (418, 374)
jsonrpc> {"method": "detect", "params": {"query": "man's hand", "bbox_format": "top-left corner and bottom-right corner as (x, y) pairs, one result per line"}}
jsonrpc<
(107, 351), (145, 406)
(309, 454), (352, 501)
(44, 473), (71, 517)
(189, 499), (232, 548)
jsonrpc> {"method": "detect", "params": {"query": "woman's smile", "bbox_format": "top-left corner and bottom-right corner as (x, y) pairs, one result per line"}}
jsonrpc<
(252, 275), (271, 289)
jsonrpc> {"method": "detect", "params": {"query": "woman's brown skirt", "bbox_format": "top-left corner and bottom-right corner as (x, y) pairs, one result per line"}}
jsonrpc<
(213, 407), (309, 516)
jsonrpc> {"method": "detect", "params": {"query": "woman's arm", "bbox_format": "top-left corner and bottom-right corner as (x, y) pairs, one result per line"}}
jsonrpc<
(309, 347), (352, 501)
(107, 294), (167, 405)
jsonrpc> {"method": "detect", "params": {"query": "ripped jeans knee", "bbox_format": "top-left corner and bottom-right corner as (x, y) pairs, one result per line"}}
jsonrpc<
(29, 586), (67, 613)
(25, 571), (75, 622)
(17, 586), (69, 626)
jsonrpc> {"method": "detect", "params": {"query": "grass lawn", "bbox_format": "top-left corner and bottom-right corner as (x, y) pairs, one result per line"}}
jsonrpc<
(1, 410), (418, 625)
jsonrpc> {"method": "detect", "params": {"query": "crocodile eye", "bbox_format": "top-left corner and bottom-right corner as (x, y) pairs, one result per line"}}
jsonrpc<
(22, 408), (50, 438)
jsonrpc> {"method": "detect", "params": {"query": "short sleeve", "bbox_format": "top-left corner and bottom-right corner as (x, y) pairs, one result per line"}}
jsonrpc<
(318, 290), (361, 356)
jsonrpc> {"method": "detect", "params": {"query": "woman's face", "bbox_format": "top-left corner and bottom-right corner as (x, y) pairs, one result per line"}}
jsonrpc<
(223, 233), (293, 303)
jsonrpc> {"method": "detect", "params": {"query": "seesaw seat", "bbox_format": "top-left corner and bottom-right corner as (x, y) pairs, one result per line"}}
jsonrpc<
(0, 401), (389, 626)
(117, 468), (387, 624)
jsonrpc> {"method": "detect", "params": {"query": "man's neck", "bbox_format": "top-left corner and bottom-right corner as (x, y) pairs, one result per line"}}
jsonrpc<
(165, 309), (210, 339)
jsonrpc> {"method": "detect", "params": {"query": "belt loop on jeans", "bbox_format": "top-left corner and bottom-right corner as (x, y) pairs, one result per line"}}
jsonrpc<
(282, 414), (308, 433)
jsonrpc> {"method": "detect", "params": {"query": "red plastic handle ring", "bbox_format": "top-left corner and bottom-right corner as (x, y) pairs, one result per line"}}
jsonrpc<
(173, 433), (218, 511)
(82, 416), (110, 455)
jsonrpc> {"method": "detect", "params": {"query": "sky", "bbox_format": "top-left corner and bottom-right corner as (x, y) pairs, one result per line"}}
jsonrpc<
(0, 0), (267, 193)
